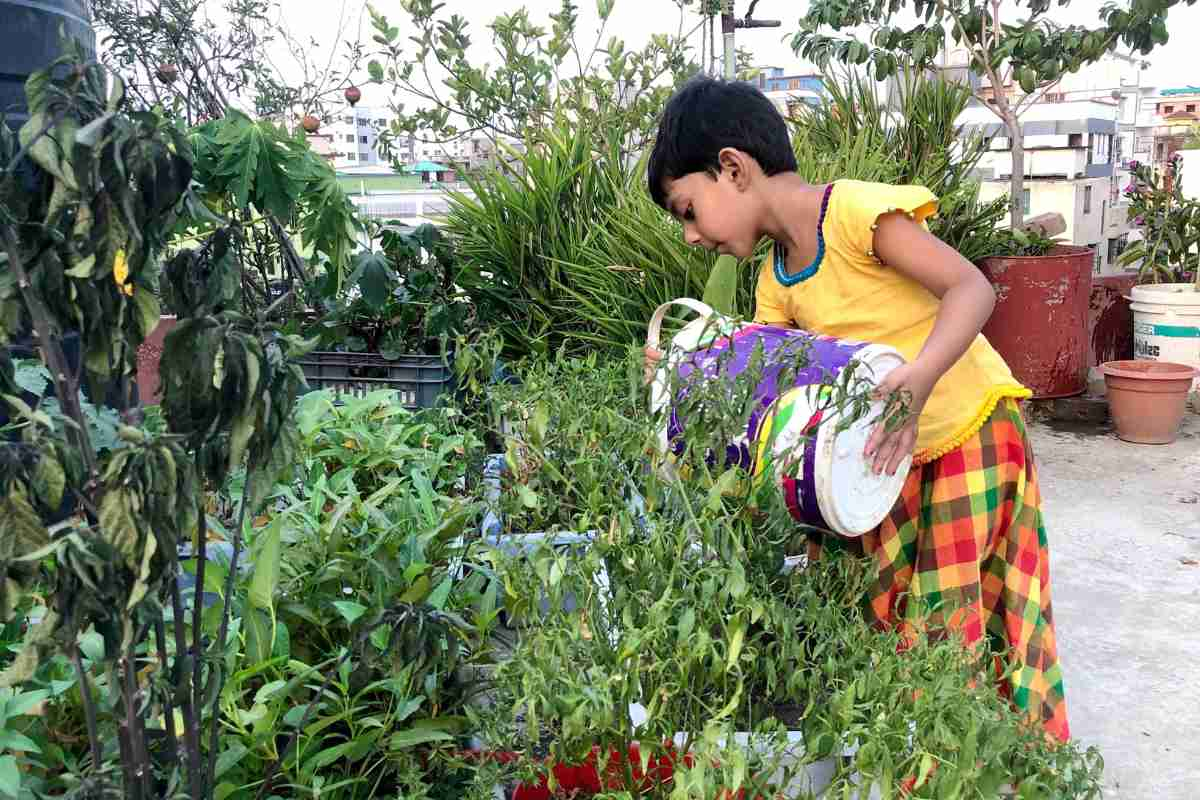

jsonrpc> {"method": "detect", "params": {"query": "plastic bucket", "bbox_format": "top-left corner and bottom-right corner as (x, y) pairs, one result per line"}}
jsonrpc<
(648, 301), (910, 537)
(1130, 283), (1200, 392)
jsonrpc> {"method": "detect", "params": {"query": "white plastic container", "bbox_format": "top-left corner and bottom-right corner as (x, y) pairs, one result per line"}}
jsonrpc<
(647, 299), (911, 537)
(1130, 283), (1200, 392)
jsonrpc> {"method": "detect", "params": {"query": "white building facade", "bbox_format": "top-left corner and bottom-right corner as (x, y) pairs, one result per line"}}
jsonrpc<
(958, 100), (1130, 273)
(326, 105), (409, 170)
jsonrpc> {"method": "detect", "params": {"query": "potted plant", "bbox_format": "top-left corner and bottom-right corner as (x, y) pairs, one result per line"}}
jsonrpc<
(455, 350), (1105, 800)
(297, 221), (471, 407)
(1118, 157), (1200, 392)
(791, 0), (1182, 399)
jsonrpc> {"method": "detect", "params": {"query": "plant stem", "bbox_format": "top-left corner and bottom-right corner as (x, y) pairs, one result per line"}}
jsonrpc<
(154, 617), (180, 767)
(191, 508), (209, 750)
(121, 640), (152, 800)
(71, 643), (104, 772)
(170, 574), (205, 800)
(203, 477), (254, 791)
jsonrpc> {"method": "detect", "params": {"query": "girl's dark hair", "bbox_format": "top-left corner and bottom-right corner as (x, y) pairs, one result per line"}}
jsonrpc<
(647, 75), (797, 209)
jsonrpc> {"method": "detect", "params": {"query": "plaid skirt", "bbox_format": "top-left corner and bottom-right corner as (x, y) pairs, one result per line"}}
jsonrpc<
(807, 398), (1070, 742)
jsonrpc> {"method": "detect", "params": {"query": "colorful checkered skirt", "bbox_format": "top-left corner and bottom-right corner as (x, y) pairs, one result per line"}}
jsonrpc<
(807, 398), (1070, 742)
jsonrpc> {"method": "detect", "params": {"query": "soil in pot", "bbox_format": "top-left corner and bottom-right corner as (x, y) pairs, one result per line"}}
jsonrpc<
(1101, 360), (1199, 444)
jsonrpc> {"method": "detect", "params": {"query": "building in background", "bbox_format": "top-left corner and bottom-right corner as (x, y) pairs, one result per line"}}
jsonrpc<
(1147, 86), (1200, 173)
(326, 105), (410, 170)
(958, 100), (1127, 273)
(931, 50), (1158, 274)
(304, 131), (337, 164)
(745, 66), (825, 116)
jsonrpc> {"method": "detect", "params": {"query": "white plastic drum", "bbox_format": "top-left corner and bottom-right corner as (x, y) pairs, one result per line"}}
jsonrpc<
(754, 346), (910, 537)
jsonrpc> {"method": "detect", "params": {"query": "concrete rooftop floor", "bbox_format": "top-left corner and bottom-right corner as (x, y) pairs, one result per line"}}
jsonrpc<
(1031, 407), (1200, 799)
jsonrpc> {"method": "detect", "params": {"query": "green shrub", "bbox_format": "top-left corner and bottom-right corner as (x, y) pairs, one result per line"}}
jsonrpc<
(447, 120), (758, 360)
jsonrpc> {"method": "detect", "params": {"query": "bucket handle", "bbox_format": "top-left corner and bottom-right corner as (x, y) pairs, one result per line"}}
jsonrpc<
(646, 298), (718, 352)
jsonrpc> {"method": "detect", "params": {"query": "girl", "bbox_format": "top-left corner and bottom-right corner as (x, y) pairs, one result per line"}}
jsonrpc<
(643, 76), (1069, 742)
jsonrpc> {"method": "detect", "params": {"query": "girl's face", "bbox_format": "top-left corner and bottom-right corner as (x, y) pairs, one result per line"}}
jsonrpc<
(661, 156), (762, 259)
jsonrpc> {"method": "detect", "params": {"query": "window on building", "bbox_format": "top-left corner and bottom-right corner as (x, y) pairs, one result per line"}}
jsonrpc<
(1189, 104), (1197, 113)
(1084, 185), (1093, 214)
(345, 134), (355, 143)
(1091, 245), (1101, 274)
(346, 153), (356, 161)
(1107, 236), (1127, 266)
(360, 135), (368, 143)
(342, 116), (353, 124)
(1068, 132), (1083, 148)
(1163, 105), (1174, 114)
(1021, 188), (1031, 214)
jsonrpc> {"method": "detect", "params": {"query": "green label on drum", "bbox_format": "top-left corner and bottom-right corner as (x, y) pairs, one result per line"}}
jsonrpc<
(1146, 324), (1200, 338)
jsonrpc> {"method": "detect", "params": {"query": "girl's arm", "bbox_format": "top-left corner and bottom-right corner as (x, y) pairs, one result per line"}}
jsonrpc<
(863, 212), (997, 474)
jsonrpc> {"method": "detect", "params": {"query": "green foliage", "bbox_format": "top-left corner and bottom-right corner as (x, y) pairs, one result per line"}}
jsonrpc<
(460, 348), (1104, 799)
(0, 49), (315, 800)
(791, 0), (1188, 90)
(302, 223), (472, 357)
(181, 109), (361, 313)
(365, 0), (699, 158)
(204, 390), (493, 796)
(447, 120), (752, 359)
(790, 0), (1192, 230)
(1119, 158), (1200, 286)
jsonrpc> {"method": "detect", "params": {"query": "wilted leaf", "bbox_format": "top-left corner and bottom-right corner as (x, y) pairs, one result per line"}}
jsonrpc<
(32, 456), (65, 510)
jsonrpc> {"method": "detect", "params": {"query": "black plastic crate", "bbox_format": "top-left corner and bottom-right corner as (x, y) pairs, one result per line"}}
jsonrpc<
(297, 351), (456, 408)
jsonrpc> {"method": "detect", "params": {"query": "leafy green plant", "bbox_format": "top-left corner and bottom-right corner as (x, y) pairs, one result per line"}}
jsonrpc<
(791, 0), (1190, 230)
(461, 349), (1104, 799)
(791, 65), (1006, 263)
(302, 223), (472, 357)
(1119, 157), (1200, 286)
(447, 119), (753, 359)
(201, 389), (496, 797)
(0, 48), (310, 799)
(180, 108), (361, 315)
(0, 686), (50, 798)
(364, 0), (701, 159)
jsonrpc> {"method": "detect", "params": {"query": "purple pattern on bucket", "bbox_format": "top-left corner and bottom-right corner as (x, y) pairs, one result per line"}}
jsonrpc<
(666, 325), (861, 471)
(798, 430), (830, 530)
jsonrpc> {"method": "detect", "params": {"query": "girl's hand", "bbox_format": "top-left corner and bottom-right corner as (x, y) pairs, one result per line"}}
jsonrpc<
(864, 361), (937, 475)
(643, 346), (663, 386)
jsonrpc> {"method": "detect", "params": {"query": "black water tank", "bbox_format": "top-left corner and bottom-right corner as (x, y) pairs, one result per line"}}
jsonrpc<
(0, 0), (95, 129)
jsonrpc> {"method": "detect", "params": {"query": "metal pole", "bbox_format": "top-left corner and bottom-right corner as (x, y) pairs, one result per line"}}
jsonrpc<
(722, 1), (736, 79)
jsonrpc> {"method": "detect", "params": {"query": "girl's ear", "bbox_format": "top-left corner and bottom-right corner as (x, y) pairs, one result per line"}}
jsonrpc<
(717, 147), (753, 192)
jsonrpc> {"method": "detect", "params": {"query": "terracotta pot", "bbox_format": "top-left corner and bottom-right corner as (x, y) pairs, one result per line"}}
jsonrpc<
(979, 246), (1095, 399)
(136, 315), (177, 405)
(1101, 360), (1198, 444)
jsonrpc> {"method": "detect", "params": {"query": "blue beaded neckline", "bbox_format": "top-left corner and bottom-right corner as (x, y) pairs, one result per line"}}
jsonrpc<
(773, 183), (835, 287)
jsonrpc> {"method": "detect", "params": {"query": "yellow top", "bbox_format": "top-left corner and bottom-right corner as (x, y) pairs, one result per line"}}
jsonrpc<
(754, 179), (1030, 464)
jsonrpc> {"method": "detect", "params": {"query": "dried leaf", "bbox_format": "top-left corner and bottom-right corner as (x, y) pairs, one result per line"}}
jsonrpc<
(33, 454), (66, 510)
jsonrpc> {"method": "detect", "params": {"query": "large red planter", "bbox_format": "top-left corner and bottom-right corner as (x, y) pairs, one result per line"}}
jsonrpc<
(979, 246), (1095, 399)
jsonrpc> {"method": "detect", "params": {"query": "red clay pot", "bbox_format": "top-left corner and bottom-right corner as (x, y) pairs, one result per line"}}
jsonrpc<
(979, 246), (1095, 399)
(136, 315), (176, 405)
(1101, 360), (1198, 444)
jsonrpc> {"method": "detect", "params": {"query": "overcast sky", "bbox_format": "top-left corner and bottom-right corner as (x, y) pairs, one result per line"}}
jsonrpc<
(265, 0), (1200, 111)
